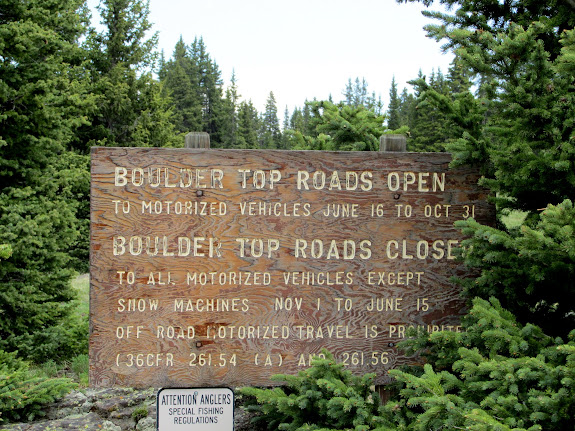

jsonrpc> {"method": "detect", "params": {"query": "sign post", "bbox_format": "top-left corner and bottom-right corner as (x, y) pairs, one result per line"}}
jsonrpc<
(90, 148), (493, 388)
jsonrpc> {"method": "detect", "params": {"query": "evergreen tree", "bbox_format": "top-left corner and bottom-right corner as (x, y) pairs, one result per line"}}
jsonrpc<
(0, 350), (77, 423)
(398, 87), (416, 129)
(399, 0), (575, 215)
(399, 0), (575, 60)
(259, 92), (281, 149)
(280, 106), (291, 149)
(81, 0), (177, 149)
(394, 0), (575, 343)
(407, 68), (456, 152)
(293, 101), (384, 151)
(160, 37), (226, 145)
(220, 71), (240, 148)
(374, 2), (575, 427)
(366, 91), (384, 116)
(381, 297), (575, 430)
(343, 77), (369, 108)
(241, 351), (386, 430)
(454, 199), (575, 337)
(301, 100), (314, 136)
(342, 77), (384, 118)
(290, 107), (304, 132)
(160, 37), (202, 134)
(387, 76), (401, 130)
(446, 56), (472, 95)
(0, 0), (92, 360)
(189, 37), (225, 145)
(237, 100), (260, 149)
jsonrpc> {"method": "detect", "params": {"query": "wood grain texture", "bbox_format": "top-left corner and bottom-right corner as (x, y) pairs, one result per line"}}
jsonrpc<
(90, 148), (494, 387)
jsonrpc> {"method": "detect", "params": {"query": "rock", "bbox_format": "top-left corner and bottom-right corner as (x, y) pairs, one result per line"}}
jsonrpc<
(102, 420), (122, 431)
(44, 391), (89, 420)
(136, 416), (156, 431)
(1, 412), (108, 430)
(1, 387), (262, 431)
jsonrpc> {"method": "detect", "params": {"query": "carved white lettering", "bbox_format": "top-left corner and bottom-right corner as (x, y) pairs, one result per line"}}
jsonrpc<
(295, 239), (371, 260)
(114, 167), (224, 188)
(297, 170), (372, 191)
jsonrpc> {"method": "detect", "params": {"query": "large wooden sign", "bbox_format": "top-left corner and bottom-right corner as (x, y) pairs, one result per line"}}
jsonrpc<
(90, 148), (493, 387)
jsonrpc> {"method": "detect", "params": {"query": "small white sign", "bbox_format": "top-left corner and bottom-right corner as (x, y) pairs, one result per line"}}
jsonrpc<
(157, 387), (234, 430)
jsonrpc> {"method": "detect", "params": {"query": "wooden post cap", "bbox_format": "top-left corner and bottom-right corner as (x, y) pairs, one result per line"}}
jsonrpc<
(185, 132), (211, 149)
(380, 134), (407, 152)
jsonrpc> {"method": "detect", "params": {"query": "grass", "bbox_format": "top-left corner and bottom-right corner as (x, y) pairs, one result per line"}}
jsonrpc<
(31, 274), (91, 387)
(71, 273), (90, 319)
(68, 273), (90, 386)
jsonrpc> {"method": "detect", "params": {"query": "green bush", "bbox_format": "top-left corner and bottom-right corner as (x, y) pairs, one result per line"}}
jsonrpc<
(380, 297), (575, 431)
(240, 351), (386, 431)
(0, 0), (91, 363)
(0, 350), (76, 423)
(454, 199), (575, 338)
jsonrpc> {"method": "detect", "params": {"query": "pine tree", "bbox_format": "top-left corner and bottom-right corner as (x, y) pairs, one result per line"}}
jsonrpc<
(293, 101), (384, 151)
(237, 100), (260, 149)
(82, 0), (177, 149)
(387, 76), (401, 130)
(0, 0), (92, 360)
(381, 297), (575, 430)
(398, 87), (416, 129)
(161, 37), (203, 134)
(343, 77), (369, 108)
(290, 107), (304, 132)
(367, 91), (384, 116)
(395, 0), (575, 340)
(220, 70), (241, 148)
(160, 37), (226, 145)
(302, 100), (314, 136)
(189, 37), (225, 145)
(280, 106), (291, 149)
(453, 199), (575, 337)
(0, 350), (77, 423)
(241, 351), (386, 431)
(407, 68), (456, 152)
(377, 2), (575, 427)
(400, 0), (575, 215)
(446, 56), (472, 95)
(259, 92), (281, 149)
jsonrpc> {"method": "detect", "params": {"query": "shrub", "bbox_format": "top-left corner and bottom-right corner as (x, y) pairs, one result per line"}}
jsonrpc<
(454, 199), (575, 338)
(0, 350), (76, 423)
(381, 297), (575, 430)
(240, 351), (386, 431)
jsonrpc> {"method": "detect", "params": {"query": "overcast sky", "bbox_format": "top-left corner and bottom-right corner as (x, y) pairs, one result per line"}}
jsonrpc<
(90, 0), (454, 114)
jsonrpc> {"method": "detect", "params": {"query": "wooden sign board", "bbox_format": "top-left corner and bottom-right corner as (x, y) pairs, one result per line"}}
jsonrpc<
(90, 148), (493, 387)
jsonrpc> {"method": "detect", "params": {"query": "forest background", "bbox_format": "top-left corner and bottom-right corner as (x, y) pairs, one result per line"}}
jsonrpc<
(1, 0), (575, 429)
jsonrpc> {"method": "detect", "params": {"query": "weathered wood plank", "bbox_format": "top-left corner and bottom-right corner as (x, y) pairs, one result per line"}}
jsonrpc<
(90, 148), (494, 387)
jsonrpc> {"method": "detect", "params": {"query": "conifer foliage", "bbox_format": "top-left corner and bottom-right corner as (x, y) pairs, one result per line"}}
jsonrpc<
(0, 350), (76, 423)
(380, 298), (575, 431)
(370, 0), (575, 428)
(454, 200), (575, 337)
(159, 37), (226, 145)
(291, 100), (384, 151)
(394, 0), (575, 330)
(398, 0), (575, 215)
(0, 0), (91, 360)
(241, 351), (387, 431)
(81, 0), (178, 149)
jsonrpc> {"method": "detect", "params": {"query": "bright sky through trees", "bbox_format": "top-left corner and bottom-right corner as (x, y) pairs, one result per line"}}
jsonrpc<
(89, 0), (453, 113)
